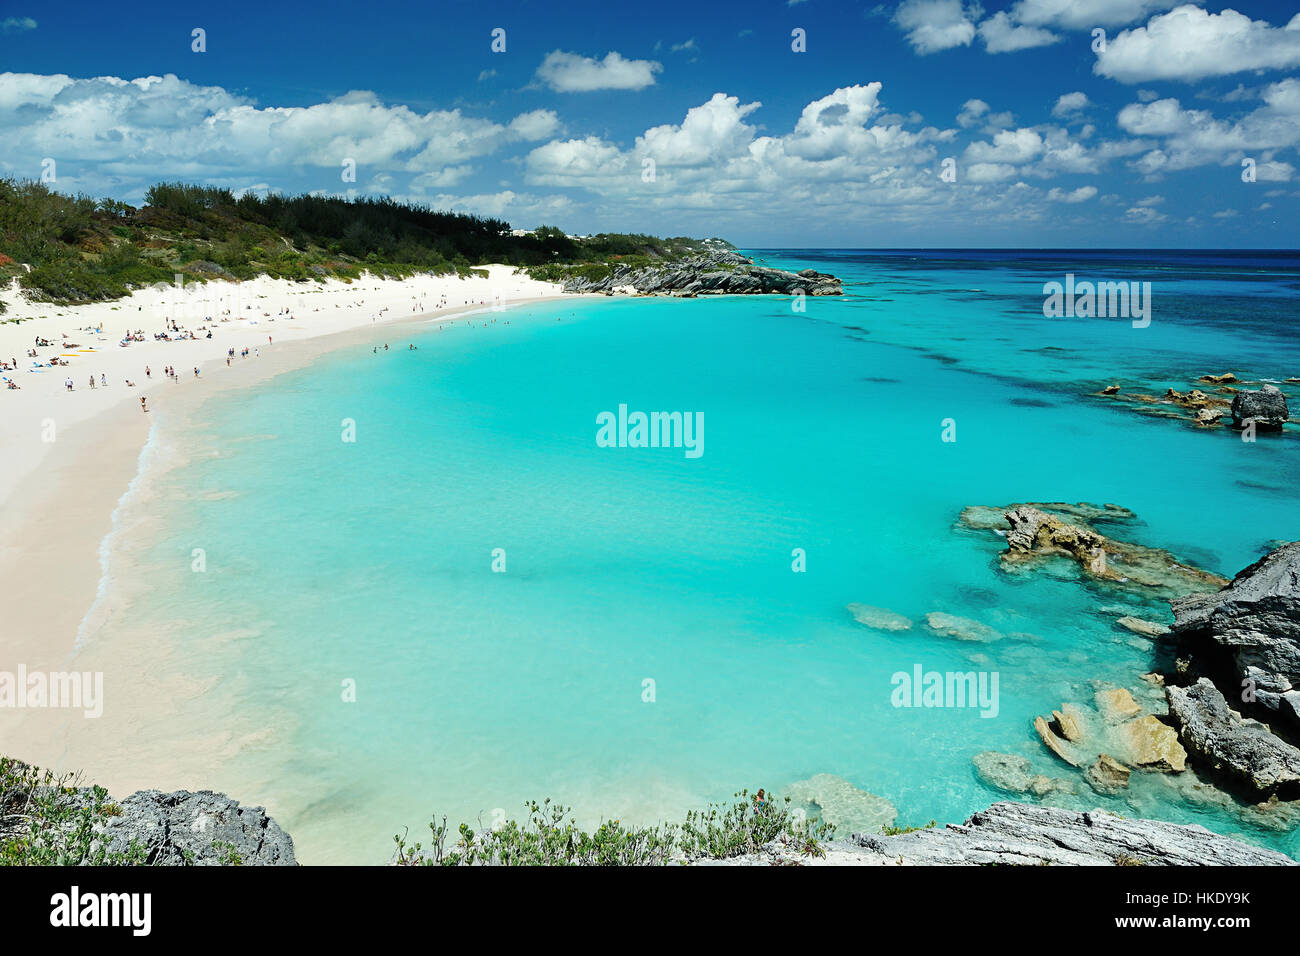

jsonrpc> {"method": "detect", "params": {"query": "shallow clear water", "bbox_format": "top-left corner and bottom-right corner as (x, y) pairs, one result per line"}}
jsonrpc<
(88, 251), (1300, 863)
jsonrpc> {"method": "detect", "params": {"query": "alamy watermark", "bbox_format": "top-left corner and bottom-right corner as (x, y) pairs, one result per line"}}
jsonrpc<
(1042, 274), (1151, 328)
(596, 404), (704, 459)
(0, 666), (103, 718)
(891, 665), (999, 718)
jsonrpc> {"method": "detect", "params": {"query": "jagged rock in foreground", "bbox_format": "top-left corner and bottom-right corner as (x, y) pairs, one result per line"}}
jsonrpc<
(560, 250), (842, 296)
(1169, 540), (1300, 724)
(1231, 384), (1290, 430)
(101, 789), (296, 866)
(1165, 679), (1300, 798)
(699, 802), (1295, 866)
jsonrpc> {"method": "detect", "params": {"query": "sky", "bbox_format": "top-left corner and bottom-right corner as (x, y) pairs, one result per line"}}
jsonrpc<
(1, 0), (1298, 247)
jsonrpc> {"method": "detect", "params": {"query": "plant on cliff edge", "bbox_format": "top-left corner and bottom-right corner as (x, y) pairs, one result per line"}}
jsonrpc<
(0, 757), (147, 866)
(392, 789), (834, 866)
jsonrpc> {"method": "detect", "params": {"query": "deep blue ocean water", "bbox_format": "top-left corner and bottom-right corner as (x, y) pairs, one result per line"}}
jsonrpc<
(84, 250), (1300, 863)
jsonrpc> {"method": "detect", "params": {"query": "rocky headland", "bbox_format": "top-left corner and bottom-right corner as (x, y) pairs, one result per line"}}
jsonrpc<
(558, 250), (843, 297)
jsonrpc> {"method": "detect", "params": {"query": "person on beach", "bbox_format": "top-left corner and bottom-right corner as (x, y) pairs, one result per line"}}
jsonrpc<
(65, 377), (73, 391)
(146, 365), (151, 378)
(140, 396), (148, 413)
(100, 373), (107, 386)
(194, 367), (200, 378)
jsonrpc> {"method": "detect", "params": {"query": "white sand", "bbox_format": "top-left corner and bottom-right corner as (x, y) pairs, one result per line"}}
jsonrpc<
(0, 267), (575, 782)
(0, 265), (564, 504)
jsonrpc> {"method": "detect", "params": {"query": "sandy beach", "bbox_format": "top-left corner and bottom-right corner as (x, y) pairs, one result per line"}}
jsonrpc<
(0, 265), (574, 784)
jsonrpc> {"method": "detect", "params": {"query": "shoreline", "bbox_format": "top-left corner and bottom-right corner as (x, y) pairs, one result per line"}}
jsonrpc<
(0, 267), (584, 782)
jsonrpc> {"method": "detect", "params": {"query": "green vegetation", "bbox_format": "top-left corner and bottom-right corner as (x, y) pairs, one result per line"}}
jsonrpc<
(392, 789), (834, 866)
(0, 757), (146, 866)
(882, 819), (938, 836)
(0, 178), (730, 306)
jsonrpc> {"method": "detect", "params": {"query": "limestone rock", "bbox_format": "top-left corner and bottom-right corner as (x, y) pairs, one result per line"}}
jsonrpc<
(1116, 715), (1186, 772)
(1095, 687), (1142, 723)
(1166, 678), (1300, 797)
(846, 603), (912, 632)
(100, 789), (296, 866)
(1086, 754), (1132, 794)
(924, 612), (1001, 642)
(1116, 616), (1170, 637)
(703, 802), (1296, 866)
(1230, 384), (1289, 430)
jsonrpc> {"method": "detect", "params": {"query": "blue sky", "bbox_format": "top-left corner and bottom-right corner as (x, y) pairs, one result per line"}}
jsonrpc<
(2, 0), (1298, 246)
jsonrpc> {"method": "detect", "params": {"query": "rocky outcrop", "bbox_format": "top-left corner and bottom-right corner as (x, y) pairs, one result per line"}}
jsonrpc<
(1165, 679), (1300, 798)
(99, 789), (296, 865)
(1169, 540), (1300, 723)
(996, 504), (1228, 600)
(1231, 384), (1290, 430)
(702, 802), (1295, 866)
(560, 250), (842, 297)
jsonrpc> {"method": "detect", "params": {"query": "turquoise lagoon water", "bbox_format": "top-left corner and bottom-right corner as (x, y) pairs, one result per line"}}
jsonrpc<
(92, 250), (1300, 863)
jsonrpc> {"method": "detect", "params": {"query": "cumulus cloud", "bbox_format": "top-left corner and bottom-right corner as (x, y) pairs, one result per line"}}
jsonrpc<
(0, 72), (564, 202)
(1116, 78), (1300, 172)
(893, 0), (981, 54)
(1046, 185), (1098, 202)
(1052, 91), (1090, 117)
(1010, 0), (1175, 30)
(534, 50), (662, 92)
(1096, 5), (1300, 83)
(978, 12), (1060, 53)
(1, 16), (37, 32)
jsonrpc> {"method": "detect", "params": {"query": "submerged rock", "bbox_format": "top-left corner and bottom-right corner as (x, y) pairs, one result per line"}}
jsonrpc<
(785, 774), (897, 835)
(1095, 687), (1142, 723)
(846, 603), (912, 632)
(1165, 678), (1300, 797)
(1230, 384), (1290, 430)
(1116, 616), (1170, 637)
(972, 752), (1074, 796)
(923, 612), (1001, 642)
(1085, 754), (1132, 794)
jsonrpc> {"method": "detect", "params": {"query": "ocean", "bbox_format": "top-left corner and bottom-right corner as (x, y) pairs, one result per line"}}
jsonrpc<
(76, 249), (1300, 863)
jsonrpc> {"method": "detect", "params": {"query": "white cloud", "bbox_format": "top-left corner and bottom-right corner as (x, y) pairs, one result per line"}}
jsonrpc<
(1010, 0), (1175, 30)
(1116, 78), (1300, 172)
(1052, 91), (1090, 117)
(1096, 5), (1300, 83)
(534, 50), (662, 92)
(0, 72), (563, 200)
(893, 0), (981, 54)
(956, 98), (990, 127)
(508, 109), (561, 141)
(1046, 185), (1098, 202)
(0, 16), (37, 32)
(978, 12), (1060, 53)
(964, 128), (1045, 164)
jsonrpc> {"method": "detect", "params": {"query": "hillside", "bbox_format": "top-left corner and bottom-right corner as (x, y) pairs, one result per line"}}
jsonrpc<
(0, 178), (733, 310)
